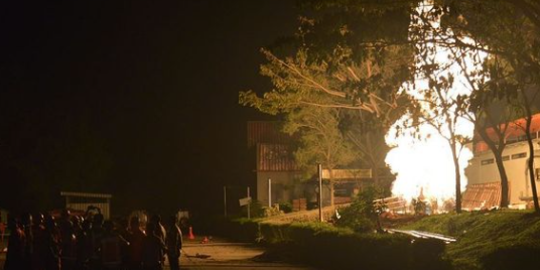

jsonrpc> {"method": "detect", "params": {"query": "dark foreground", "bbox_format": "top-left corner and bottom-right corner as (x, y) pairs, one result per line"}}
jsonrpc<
(0, 237), (316, 270)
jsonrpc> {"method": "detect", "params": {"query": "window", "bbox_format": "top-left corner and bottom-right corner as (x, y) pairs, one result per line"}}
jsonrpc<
(481, 159), (494, 165)
(502, 156), (510, 161)
(512, 152), (527, 160)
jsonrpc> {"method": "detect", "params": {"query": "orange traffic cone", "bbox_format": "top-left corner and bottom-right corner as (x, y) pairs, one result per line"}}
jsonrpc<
(201, 236), (209, 244)
(188, 226), (195, 240)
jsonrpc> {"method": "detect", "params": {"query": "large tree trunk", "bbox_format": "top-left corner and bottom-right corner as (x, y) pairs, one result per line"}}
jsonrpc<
(477, 128), (510, 208)
(524, 105), (540, 213)
(494, 153), (510, 208)
(450, 140), (462, 213)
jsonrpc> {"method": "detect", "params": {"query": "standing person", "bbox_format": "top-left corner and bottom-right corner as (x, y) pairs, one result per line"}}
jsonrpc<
(141, 223), (166, 270)
(165, 216), (182, 270)
(60, 220), (77, 270)
(76, 219), (93, 270)
(32, 213), (47, 270)
(21, 213), (34, 270)
(90, 213), (105, 270)
(4, 216), (26, 270)
(44, 214), (61, 270)
(126, 217), (146, 270)
(100, 220), (129, 270)
(149, 215), (166, 244)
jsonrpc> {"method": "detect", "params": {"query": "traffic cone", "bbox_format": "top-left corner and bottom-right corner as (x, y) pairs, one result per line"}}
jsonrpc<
(188, 226), (195, 240)
(201, 236), (209, 244)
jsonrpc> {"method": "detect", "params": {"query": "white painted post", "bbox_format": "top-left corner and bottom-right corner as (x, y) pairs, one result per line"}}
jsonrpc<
(268, 178), (272, 207)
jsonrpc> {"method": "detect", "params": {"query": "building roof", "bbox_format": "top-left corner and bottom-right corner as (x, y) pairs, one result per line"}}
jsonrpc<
(60, 191), (112, 199)
(257, 143), (300, 172)
(474, 113), (540, 153)
(247, 121), (295, 148)
(462, 182), (502, 211)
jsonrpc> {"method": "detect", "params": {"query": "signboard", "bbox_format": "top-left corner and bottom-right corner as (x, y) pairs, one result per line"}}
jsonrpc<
(239, 197), (252, 206)
(322, 169), (372, 179)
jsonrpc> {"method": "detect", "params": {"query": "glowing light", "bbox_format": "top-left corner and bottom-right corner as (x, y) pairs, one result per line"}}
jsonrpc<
(385, 0), (487, 208)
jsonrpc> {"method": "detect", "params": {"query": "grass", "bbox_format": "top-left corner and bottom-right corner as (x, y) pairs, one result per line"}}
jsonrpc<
(399, 210), (540, 270)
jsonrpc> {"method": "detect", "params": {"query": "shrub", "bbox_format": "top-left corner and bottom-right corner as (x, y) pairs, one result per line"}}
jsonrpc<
(279, 202), (293, 213)
(336, 187), (384, 233)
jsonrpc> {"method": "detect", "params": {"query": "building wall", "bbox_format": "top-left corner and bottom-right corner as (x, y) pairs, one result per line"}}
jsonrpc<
(256, 171), (301, 207)
(466, 140), (540, 205)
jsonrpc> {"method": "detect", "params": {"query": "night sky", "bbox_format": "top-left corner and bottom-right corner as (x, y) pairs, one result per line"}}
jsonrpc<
(0, 0), (298, 215)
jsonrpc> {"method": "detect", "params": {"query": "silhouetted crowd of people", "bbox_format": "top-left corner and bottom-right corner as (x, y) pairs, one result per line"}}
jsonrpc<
(4, 208), (183, 270)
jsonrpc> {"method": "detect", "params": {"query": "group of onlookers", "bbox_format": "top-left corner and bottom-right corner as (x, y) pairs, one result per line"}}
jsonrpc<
(4, 209), (183, 270)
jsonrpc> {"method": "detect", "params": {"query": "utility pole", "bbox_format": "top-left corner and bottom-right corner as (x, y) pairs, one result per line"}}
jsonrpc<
(318, 164), (323, 222)
(268, 178), (272, 207)
(223, 186), (227, 217)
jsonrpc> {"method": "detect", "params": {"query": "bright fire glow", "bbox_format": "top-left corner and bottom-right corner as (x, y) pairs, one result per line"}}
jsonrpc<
(385, 1), (487, 208)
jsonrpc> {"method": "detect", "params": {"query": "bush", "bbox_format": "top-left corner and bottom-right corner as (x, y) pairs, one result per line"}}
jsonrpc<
(279, 202), (293, 213)
(240, 200), (266, 218)
(336, 187), (384, 233)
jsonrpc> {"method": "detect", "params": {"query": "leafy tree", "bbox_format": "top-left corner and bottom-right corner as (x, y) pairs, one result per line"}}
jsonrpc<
(439, 0), (540, 212)
(341, 110), (394, 191)
(283, 106), (356, 206)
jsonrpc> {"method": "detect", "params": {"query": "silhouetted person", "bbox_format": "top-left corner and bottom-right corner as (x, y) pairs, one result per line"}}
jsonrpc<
(100, 220), (129, 270)
(32, 213), (47, 270)
(149, 214), (166, 243)
(21, 213), (34, 270)
(165, 216), (183, 270)
(142, 222), (166, 270)
(44, 214), (61, 270)
(76, 219), (93, 270)
(60, 220), (77, 270)
(90, 213), (105, 269)
(4, 216), (26, 270)
(126, 217), (146, 270)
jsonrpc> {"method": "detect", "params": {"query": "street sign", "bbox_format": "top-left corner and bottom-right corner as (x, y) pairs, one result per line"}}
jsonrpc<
(239, 197), (252, 206)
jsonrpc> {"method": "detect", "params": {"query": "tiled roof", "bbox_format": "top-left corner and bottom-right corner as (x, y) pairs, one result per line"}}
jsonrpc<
(247, 121), (295, 148)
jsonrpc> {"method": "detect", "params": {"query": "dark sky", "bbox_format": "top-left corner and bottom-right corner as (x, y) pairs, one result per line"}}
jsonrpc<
(0, 0), (298, 215)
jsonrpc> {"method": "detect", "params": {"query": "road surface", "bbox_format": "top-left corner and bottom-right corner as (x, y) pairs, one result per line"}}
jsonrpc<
(179, 237), (316, 270)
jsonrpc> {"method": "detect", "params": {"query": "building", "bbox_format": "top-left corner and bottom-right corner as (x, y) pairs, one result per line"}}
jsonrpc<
(464, 113), (540, 210)
(247, 121), (303, 207)
(247, 121), (374, 208)
(60, 191), (112, 219)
